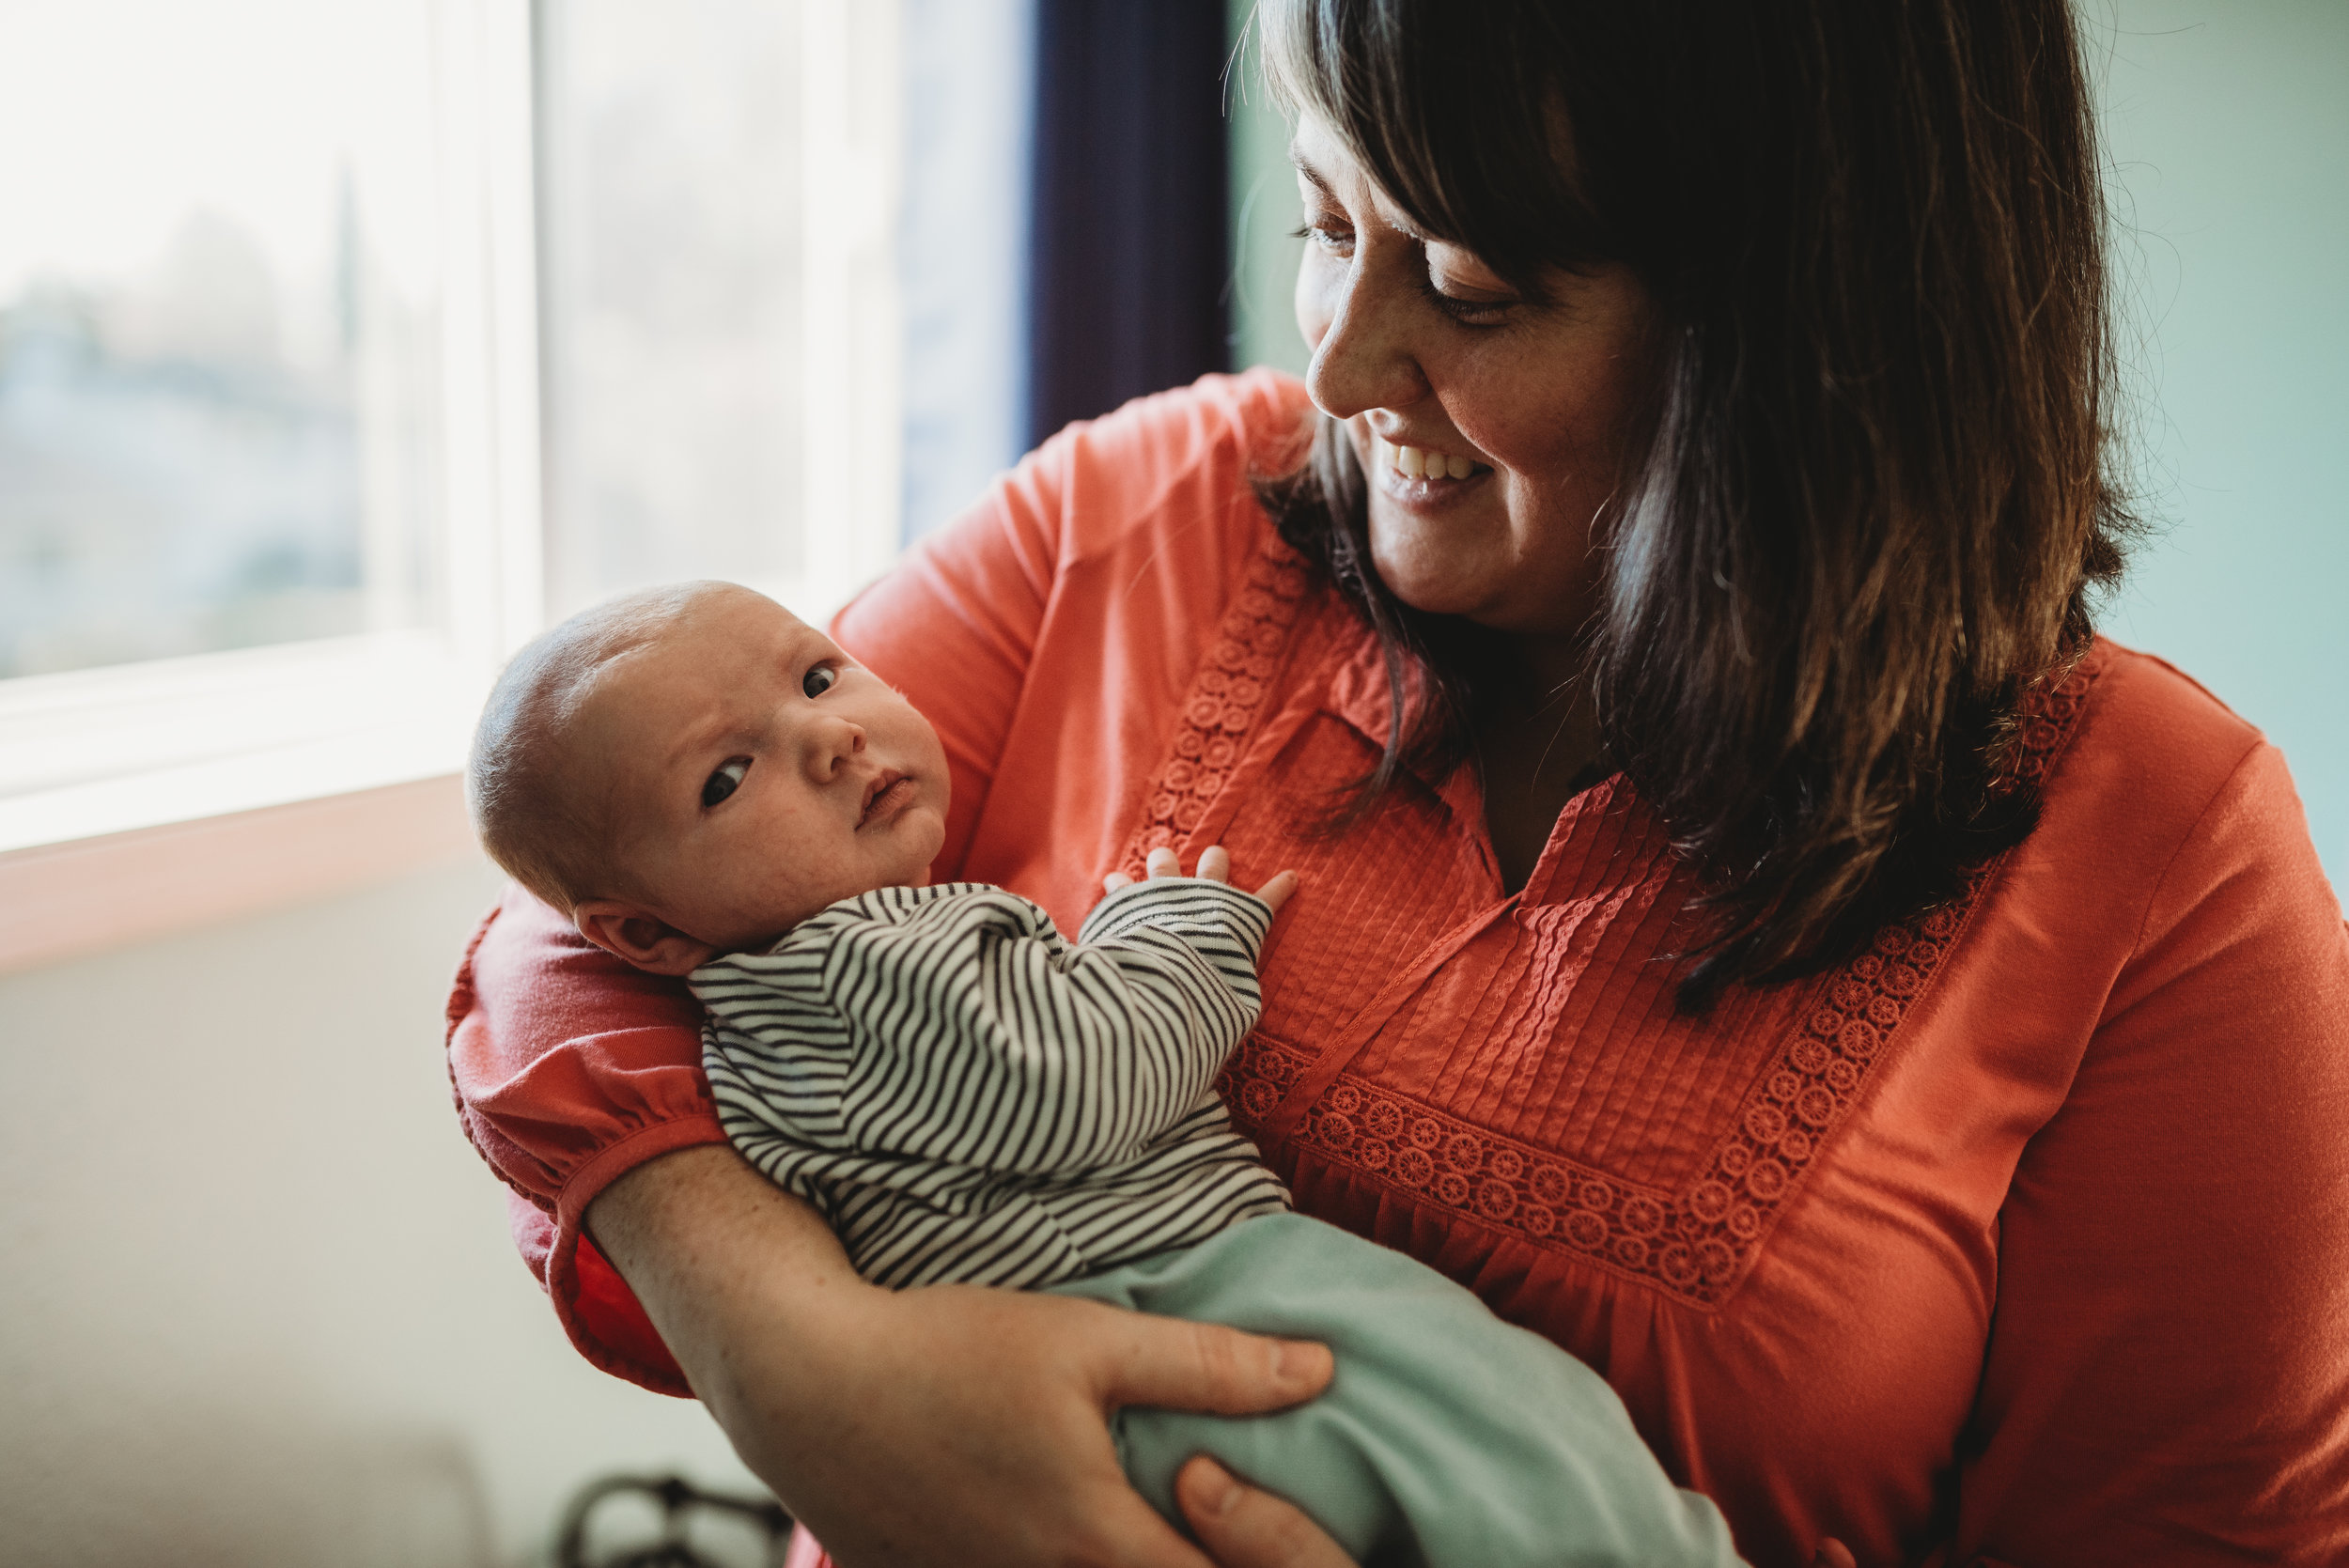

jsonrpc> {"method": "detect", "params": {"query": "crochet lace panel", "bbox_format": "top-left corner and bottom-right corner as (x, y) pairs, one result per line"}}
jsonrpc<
(1113, 537), (1316, 871)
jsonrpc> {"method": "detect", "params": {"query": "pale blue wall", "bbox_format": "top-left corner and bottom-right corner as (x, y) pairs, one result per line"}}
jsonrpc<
(2094, 1), (2347, 890)
(1225, 3), (2347, 892)
(1225, 0), (1309, 381)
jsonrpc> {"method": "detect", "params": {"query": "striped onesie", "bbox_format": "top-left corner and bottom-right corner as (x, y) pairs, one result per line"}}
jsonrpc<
(693, 877), (1744, 1568)
(695, 877), (1292, 1288)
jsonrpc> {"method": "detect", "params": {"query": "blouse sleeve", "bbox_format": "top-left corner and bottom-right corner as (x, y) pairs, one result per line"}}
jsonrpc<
(445, 889), (720, 1394)
(442, 370), (1313, 1391)
(1954, 740), (2349, 1562)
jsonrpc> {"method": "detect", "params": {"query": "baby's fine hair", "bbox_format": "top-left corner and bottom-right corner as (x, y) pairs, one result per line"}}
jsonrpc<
(467, 581), (731, 911)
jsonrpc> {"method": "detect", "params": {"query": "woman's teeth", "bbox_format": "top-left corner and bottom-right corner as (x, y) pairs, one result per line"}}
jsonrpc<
(1375, 439), (1478, 482)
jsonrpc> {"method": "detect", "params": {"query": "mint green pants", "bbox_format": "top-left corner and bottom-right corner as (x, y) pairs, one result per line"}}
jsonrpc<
(1047, 1212), (1744, 1568)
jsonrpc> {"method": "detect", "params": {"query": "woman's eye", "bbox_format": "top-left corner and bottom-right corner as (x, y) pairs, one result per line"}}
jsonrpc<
(801, 664), (839, 698)
(702, 758), (750, 808)
(1296, 219), (1353, 256)
(1421, 272), (1516, 325)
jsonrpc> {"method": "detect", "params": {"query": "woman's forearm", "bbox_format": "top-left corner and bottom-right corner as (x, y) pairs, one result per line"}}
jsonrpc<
(583, 1143), (1339, 1568)
(586, 1144), (871, 1472)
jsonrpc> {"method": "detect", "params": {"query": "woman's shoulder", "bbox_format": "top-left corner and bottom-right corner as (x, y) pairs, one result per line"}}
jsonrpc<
(1056, 366), (1316, 488)
(1020, 367), (1315, 566)
(2021, 635), (2341, 968)
(2040, 638), (2282, 853)
(1937, 640), (2349, 1568)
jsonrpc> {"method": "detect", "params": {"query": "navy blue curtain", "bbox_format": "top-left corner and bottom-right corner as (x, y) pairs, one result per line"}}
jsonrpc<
(1025, 0), (1231, 448)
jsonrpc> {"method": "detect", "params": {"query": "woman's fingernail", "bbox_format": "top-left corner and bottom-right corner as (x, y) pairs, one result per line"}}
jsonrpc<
(1274, 1340), (1328, 1388)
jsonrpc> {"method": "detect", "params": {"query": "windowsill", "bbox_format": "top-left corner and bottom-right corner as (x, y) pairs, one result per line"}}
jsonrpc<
(0, 771), (484, 975)
(0, 636), (492, 975)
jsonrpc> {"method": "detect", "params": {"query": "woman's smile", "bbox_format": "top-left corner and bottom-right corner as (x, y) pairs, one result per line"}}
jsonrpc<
(1363, 434), (1495, 513)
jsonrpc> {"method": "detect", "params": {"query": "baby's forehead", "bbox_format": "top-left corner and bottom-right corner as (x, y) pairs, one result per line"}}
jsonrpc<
(585, 594), (817, 727)
(630, 589), (811, 670)
(701, 582), (805, 626)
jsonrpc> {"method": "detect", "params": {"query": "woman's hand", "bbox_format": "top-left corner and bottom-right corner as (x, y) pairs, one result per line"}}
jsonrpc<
(589, 1144), (1336, 1568)
(1176, 1458), (1358, 1568)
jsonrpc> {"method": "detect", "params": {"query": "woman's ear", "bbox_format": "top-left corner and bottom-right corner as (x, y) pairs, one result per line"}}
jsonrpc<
(573, 901), (718, 975)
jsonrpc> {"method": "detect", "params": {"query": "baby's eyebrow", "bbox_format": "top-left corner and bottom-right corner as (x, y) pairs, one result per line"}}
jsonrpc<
(663, 710), (743, 772)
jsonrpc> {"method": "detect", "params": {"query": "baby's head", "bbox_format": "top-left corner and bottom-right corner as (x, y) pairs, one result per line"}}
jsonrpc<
(468, 582), (947, 973)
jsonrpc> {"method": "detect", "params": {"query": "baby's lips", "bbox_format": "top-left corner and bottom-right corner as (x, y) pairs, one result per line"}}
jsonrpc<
(856, 768), (908, 824)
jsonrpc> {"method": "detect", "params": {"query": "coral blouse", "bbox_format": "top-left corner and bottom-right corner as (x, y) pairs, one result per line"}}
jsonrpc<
(446, 372), (2349, 1568)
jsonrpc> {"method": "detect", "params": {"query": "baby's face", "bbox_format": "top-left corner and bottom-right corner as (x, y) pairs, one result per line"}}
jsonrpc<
(575, 587), (948, 951)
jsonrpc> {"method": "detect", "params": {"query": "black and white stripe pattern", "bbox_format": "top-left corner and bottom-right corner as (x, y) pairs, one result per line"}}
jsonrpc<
(695, 878), (1293, 1290)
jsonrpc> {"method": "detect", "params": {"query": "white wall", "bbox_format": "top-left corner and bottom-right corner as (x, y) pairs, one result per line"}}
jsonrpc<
(0, 854), (758, 1567)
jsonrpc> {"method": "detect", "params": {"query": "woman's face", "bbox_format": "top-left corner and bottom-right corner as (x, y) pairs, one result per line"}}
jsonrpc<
(1291, 116), (1656, 643)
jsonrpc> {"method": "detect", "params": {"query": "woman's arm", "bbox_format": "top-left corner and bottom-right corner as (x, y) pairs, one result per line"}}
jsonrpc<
(1956, 740), (2349, 1562)
(587, 1144), (1341, 1568)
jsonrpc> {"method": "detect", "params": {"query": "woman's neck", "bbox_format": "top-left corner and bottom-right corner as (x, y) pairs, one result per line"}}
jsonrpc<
(1471, 635), (1608, 893)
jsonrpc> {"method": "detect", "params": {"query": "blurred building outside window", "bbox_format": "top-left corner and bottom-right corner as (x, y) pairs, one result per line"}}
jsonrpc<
(0, 0), (905, 970)
(0, 0), (540, 855)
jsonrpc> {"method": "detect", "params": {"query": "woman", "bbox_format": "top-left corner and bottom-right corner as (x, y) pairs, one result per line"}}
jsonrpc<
(446, 1), (2349, 1563)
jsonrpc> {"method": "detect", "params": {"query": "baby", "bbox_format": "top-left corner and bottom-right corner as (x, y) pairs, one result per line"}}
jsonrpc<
(469, 581), (1744, 1568)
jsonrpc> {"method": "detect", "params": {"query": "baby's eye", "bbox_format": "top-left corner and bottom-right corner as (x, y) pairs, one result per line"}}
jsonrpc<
(802, 663), (839, 698)
(702, 758), (750, 808)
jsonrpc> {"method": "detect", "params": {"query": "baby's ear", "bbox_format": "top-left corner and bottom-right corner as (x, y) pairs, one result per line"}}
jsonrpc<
(574, 901), (718, 975)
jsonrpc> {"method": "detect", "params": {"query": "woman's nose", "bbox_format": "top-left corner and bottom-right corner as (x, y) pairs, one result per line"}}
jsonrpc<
(1301, 251), (1428, 423)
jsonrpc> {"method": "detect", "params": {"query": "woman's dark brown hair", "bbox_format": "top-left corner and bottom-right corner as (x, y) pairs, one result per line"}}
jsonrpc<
(1252, 0), (2133, 999)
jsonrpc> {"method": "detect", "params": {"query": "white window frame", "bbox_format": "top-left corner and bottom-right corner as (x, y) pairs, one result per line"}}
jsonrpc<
(0, 0), (904, 974)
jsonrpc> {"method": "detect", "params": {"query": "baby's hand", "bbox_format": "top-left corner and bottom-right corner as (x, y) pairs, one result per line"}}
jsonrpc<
(1103, 844), (1299, 915)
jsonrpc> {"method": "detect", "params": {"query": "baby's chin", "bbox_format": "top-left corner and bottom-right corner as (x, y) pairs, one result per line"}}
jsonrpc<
(704, 863), (941, 951)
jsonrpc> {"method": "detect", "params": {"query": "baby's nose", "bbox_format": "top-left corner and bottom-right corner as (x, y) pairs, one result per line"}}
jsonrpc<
(806, 718), (865, 777)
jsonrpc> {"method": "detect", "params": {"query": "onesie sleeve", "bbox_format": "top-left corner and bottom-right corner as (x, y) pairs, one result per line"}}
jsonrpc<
(1953, 740), (2349, 1563)
(813, 881), (1271, 1172)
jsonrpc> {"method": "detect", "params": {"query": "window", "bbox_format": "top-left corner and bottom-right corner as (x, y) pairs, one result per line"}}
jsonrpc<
(0, 0), (906, 969)
(536, 0), (902, 621)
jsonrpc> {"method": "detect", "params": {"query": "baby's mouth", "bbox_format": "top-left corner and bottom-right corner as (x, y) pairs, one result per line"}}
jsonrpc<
(859, 769), (911, 827)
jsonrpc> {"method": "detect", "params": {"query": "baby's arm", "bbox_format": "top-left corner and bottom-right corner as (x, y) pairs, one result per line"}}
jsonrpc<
(814, 870), (1281, 1174)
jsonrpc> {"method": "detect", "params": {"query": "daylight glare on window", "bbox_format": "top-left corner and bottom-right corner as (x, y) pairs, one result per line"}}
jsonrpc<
(0, 0), (444, 680)
(537, 0), (812, 622)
